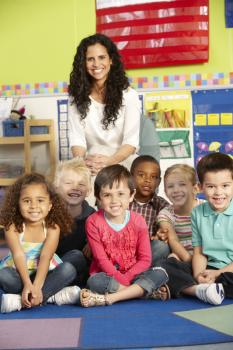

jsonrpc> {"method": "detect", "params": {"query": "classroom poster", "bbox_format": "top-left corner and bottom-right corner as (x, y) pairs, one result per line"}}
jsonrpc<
(144, 90), (192, 159)
(192, 89), (233, 166)
(144, 90), (192, 128)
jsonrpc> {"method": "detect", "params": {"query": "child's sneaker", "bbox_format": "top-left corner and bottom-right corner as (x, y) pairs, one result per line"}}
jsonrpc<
(196, 283), (225, 305)
(1, 294), (22, 313)
(47, 286), (80, 306)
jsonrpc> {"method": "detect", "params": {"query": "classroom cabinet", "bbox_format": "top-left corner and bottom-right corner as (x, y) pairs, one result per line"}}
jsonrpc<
(0, 119), (56, 186)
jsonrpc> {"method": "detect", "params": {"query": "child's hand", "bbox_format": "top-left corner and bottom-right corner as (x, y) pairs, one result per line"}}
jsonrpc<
(82, 243), (92, 260)
(22, 284), (33, 308)
(150, 235), (158, 241)
(196, 274), (211, 284)
(30, 286), (43, 306)
(156, 228), (169, 242)
(202, 269), (220, 283)
(196, 270), (216, 284)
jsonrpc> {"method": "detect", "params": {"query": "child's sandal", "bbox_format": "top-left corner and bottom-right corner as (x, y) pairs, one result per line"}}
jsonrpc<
(105, 293), (112, 306)
(80, 289), (109, 307)
(150, 284), (171, 301)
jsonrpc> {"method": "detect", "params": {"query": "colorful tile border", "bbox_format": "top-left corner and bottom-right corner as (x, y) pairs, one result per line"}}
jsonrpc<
(1, 73), (233, 96)
(128, 72), (233, 90)
(0, 82), (68, 97)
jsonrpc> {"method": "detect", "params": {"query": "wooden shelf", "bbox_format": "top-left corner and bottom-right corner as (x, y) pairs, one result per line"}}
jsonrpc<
(0, 178), (17, 186)
(29, 134), (52, 142)
(0, 137), (24, 145)
(0, 119), (56, 186)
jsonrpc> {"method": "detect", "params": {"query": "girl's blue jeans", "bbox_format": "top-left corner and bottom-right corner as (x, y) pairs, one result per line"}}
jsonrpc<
(0, 249), (83, 302)
(87, 266), (168, 297)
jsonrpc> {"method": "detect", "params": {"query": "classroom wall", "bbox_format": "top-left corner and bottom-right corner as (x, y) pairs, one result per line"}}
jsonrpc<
(0, 0), (232, 86)
(0, 0), (233, 199)
(0, 0), (96, 85)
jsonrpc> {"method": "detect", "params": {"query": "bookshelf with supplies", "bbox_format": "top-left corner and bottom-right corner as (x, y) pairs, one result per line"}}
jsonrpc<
(0, 119), (56, 186)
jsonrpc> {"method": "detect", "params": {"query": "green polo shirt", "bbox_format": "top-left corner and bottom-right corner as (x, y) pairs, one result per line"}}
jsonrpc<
(191, 199), (233, 269)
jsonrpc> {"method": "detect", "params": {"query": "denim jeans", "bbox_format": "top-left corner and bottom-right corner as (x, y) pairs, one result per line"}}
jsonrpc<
(62, 249), (89, 288)
(87, 267), (168, 297)
(0, 251), (78, 302)
(150, 240), (170, 267)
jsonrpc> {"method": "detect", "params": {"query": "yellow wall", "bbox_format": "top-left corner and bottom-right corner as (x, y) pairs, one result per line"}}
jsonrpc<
(0, 0), (96, 85)
(0, 0), (232, 85)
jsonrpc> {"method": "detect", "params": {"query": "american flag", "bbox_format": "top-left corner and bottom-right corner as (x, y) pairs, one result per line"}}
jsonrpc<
(96, 0), (209, 69)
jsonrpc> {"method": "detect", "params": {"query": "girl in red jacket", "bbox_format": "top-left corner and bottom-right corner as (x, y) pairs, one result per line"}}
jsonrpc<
(80, 164), (169, 307)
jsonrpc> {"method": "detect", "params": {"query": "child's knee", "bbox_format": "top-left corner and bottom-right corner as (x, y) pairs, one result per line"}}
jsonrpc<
(60, 262), (77, 280)
(134, 267), (169, 296)
(87, 272), (119, 294)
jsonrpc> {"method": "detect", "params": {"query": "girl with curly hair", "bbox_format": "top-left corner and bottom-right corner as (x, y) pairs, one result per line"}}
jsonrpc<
(68, 33), (141, 178)
(0, 173), (81, 313)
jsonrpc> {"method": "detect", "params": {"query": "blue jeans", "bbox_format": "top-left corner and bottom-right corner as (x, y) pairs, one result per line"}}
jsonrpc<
(0, 251), (78, 303)
(87, 267), (168, 297)
(151, 239), (170, 267)
(62, 249), (89, 288)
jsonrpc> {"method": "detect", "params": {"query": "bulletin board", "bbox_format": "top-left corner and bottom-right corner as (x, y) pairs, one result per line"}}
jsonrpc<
(192, 89), (233, 166)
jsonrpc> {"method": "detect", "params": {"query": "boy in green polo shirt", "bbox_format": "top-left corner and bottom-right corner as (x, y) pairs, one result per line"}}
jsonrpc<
(160, 152), (233, 305)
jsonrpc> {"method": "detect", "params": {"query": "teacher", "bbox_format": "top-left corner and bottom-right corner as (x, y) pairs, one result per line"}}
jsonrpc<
(68, 33), (141, 176)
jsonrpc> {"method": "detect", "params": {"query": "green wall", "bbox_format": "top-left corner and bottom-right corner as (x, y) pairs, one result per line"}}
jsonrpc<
(0, 0), (96, 85)
(0, 0), (232, 85)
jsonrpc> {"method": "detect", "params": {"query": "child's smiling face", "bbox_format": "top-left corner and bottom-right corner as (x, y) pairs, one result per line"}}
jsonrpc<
(98, 180), (135, 224)
(201, 170), (233, 212)
(132, 161), (161, 202)
(19, 183), (52, 224)
(57, 170), (90, 207)
(164, 170), (196, 209)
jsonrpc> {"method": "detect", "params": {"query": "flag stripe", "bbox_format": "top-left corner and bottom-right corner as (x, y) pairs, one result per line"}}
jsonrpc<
(110, 32), (208, 42)
(97, 6), (207, 25)
(121, 52), (208, 69)
(96, 0), (208, 13)
(96, 0), (209, 68)
(121, 45), (208, 55)
(99, 23), (208, 39)
(96, 0), (176, 10)
(110, 37), (208, 49)
(97, 16), (208, 30)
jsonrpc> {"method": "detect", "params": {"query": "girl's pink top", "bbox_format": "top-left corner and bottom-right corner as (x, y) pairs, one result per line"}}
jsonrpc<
(86, 209), (152, 286)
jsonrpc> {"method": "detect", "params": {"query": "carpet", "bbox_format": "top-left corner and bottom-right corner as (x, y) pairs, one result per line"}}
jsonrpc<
(0, 318), (81, 349)
(0, 292), (233, 350)
(175, 304), (233, 337)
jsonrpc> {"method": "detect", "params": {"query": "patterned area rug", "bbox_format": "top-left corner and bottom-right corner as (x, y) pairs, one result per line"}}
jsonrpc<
(0, 293), (233, 350)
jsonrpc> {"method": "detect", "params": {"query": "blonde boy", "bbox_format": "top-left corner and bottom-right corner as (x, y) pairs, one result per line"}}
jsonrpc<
(54, 158), (95, 261)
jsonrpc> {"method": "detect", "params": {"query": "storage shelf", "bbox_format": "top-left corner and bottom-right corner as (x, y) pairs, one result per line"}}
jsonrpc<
(0, 137), (24, 145)
(0, 178), (17, 186)
(0, 119), (56, 186)
(29, 134), (52, 142)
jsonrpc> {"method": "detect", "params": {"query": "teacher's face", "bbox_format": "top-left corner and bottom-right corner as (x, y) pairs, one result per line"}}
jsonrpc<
(86, 43), (112, 84)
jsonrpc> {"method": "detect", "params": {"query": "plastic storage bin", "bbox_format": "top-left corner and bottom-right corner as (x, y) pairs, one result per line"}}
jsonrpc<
(2, 119), (48, 136)
(3, 120), (24, 136)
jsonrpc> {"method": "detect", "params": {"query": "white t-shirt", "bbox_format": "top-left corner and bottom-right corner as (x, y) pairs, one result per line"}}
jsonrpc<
(68, 88), (141, 168)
